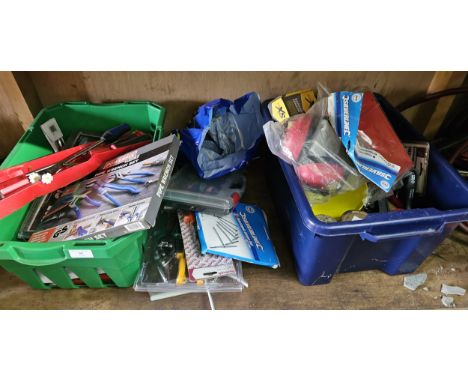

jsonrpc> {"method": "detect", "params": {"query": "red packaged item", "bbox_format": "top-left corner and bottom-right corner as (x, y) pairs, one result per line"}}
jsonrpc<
(328, 91), (414, 192)
(358, 92), (413, 178)
(296, 163), (344, 188)
(263, 97), (364, 195)
(282, 114), (312, 161)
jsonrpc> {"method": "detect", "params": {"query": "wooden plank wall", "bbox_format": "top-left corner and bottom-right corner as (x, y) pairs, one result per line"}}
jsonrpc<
(27, 71), (438, 134)
(2, 71), (465, 158)
(0, 72), (36, 158)
(401, 71), (467, 138)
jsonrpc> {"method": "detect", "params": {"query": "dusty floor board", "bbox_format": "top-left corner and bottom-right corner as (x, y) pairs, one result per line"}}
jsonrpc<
(0, 156), (467, 310)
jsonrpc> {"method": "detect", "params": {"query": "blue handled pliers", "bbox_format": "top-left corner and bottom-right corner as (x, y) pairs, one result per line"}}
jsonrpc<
(114, 171), (155, 185)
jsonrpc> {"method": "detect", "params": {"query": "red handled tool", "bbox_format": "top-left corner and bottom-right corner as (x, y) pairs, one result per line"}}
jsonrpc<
(0, 125), (151, 220)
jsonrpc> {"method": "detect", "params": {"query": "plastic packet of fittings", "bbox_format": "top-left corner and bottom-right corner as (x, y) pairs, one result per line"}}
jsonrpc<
(263, 88), (413, 205)
(133, 209), (247, 294)
(178, 92), (264, 179)
(263, 94), (364, 204)
(134, 257), (246, 294)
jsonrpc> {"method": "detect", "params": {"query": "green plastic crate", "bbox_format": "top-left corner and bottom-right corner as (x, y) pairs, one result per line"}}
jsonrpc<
(0, 101), (165, 289)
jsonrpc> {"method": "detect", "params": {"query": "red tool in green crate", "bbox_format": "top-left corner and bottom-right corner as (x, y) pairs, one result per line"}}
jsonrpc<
(0, 101), (165, 289)
(0, 124), (152, 220)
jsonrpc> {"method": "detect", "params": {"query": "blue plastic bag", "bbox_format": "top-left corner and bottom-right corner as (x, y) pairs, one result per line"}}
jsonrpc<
(178, 92), (264, 179)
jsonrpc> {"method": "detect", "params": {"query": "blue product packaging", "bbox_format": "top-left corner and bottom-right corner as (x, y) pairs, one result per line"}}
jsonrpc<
(195, 203), (279, 269)
(328, 91), (413, 192)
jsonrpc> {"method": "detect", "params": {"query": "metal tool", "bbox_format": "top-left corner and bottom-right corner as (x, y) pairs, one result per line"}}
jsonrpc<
(216, 223), (238, 244)
(0, 124), (132, 197)
(42, 190), (102, 223)
(65, 131), (101, 148)
(111, 132), (152, 149)
(143, 158), (166, 168)
(404, 141), (430, 196)
(88, 180), (141, 207)
(217, 219), (238, 237)
(154, 241), (173, 283)
(213, 226), (225, 247)
(17, 195), (50, 240)
(403, 169), (417, 209)
(0, 129), (150, 219)
(15, 129), (158, 238)
(35, 123), (131, 177)
(340, 210), (368, 222)
(113, 171), (155, 185)
(40, 118), (65, 152)
(19, 125), (73, 239)
(219, 216), (238, 230)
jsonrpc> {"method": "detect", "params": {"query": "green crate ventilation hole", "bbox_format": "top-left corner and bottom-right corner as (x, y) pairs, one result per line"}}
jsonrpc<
(33, 267), (114, 289)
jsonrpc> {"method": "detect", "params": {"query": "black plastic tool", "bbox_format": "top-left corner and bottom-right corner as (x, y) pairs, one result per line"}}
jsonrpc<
(403, 170), (417, 209)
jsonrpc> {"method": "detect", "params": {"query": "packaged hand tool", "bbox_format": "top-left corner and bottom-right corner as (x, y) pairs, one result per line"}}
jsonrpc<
(268, 89), (316, 123)
(196, 203), (280, 268)
(403, 141), (430, 195)
(328, 91), (414, 192)
(133, 208), (246, 294)
(178, 211), (236, 281)
(164, 164), (246, 216)
(395, 169), (417, 209)
(18, 128), (126, 240)
(0, 124), (145, 220)
(264, 90), (414, 197)
(28, 135), (180, 242)
(263, 109), (364, 201)
(18, 130), (151, 240)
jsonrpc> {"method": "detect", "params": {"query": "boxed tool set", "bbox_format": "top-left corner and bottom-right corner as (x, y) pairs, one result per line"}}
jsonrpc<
(29, 135), (179, 242)
(163, 164), (246, 215)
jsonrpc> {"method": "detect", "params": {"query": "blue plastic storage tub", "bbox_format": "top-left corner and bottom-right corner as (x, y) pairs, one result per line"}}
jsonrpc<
(266, 94), (468, 285)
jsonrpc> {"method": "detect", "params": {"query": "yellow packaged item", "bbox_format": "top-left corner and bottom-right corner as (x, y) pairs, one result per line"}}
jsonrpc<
(306, 183), (368, 220)
(268, 89), (316, 123)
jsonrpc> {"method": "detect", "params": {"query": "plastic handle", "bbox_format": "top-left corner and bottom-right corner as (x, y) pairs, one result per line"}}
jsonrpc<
(102, 124), (131, 143)
(118, 177), (146, 185)
(360, 223), (446, 242)
(84, 196), (102, 207)
(176, 252), (187, 285)
(102, 192), (122, 207)
(104, 183), (140, 193)
(111, 134), (150, 149)
(9, 246), (67, 266)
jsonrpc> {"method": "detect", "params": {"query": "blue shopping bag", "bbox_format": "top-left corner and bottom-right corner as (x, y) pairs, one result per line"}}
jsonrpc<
(178, 92), (264, 179)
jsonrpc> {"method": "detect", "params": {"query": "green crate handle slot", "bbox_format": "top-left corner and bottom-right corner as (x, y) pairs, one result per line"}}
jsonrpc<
(5, 245), (67, 266)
